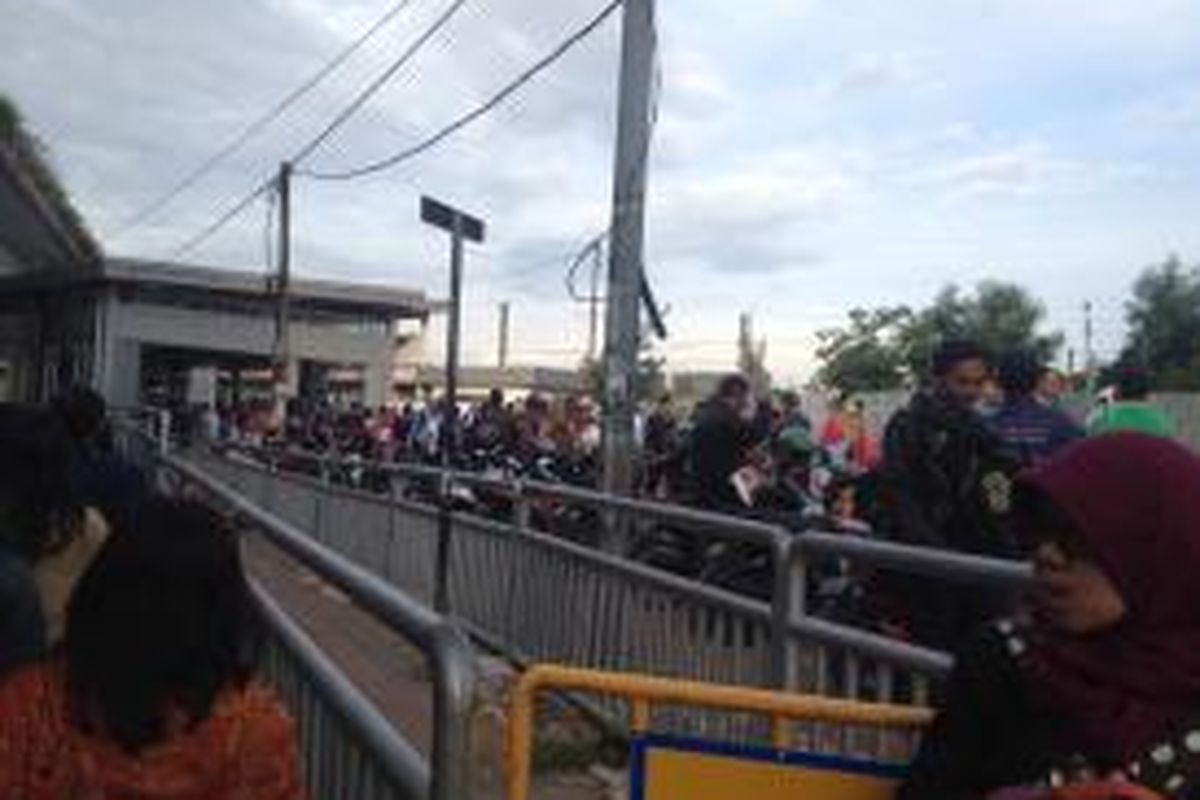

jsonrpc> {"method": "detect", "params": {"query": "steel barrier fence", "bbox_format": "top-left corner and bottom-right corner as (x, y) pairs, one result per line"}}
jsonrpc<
(116, 429), (480, 800)
(180, 445), (1002, 711)
(254, 584), (428, 800)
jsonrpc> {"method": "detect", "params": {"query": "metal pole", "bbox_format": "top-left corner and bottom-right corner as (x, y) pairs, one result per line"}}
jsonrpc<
(157, 408), (171, 457)
(435, 219), (464, 614)
(1084, 300), (1095, 395)
(498, 301), (510, 369)
(274, 161), (293, 419)
(587, 240), (602, 362)
(600, 0), (655, 530)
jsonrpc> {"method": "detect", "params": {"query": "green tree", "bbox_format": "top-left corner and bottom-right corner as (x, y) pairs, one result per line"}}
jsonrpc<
(899, 281), (1062, 376)
(814, 281), (1062, 392)
(1120, 255), (1200, 389)
(815, 306), (912, 393)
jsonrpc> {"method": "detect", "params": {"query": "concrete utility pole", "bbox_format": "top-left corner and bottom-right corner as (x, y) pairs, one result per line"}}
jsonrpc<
(420, 196), (485, 614)
(498, 301), (510, 368)
(600, 0), (656, 514)
(1084, 300), (1096, 394)
(272, 161), (293, 417)
(587, 239), (603, 362)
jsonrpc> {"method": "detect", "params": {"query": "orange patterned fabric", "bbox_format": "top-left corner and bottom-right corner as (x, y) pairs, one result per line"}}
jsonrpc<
(0, 663), (304, 800)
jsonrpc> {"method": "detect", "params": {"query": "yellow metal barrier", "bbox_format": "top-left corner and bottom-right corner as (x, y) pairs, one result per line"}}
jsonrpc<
(506, 664), (933, 800)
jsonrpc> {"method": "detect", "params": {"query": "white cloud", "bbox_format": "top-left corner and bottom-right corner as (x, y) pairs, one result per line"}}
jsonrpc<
(5, 0), (1200, 379)
(656, 163), (851, 230)
(645, 147), (865, 276)
(1122, 84), (1200, 133)
(653, 46), (736, 163)
(666, 47), (733, 110)
(832, 51), (920, 95)
(988, 0), (1200, 46)
(909, 142), (1073, 196)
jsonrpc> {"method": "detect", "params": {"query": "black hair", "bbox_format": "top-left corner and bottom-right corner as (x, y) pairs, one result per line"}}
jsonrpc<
(996, 349), (1043, 397)
(931, 339), (991, 378)
(716, 374), (751, 400)
(53, 386), (108, 444)
(66, 495), (262, 754)
(0, 404), (83, 561)
(1116, 363), (1152, 401)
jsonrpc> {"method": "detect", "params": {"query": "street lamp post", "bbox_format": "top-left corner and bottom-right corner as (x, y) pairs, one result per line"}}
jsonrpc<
(420, 196), (485, 614)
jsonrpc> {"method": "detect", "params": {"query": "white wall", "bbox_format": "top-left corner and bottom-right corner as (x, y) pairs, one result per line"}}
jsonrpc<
(99, 293), (394, 407)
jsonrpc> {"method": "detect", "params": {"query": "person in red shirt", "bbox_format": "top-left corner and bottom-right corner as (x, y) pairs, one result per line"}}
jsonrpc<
(820, 398), (879, 474)
(0, 496), (303, 800)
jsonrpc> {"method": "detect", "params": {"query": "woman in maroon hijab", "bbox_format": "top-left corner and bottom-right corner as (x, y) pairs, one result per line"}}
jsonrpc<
(899, 433), (1200, 800)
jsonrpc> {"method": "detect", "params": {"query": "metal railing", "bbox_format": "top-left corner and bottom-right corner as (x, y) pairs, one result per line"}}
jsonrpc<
(117, 427), (480, 800)
(254, 584), (428, 800)
(507, 664), (934, 800)
(179, 443), (1036, 708)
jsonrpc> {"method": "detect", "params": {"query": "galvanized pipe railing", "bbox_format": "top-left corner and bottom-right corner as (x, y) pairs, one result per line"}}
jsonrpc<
(252, 583), (429, 799)
(189, 443), (1015, 694)
(157, 453), (479, 800)
(111, 424), (481, 800)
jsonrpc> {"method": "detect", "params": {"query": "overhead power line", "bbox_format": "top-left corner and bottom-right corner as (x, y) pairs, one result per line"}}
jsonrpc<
(301, 0), (624, 181)
(171, 178), (275, 258)
(167, 0), (468, 259)
(113, 0), (421, 240)
(290, 0), (472, 166)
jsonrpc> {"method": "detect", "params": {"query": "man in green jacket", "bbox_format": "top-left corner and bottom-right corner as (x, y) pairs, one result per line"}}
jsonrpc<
(1087, 364), (1174, 438)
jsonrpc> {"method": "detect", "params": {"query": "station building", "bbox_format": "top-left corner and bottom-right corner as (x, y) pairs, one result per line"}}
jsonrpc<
(1, 132), (429, 408)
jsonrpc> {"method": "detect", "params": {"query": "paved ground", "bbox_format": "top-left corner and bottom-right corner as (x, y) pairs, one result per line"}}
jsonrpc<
(246, 535), (617, 799)
(246, 536), (436, 755)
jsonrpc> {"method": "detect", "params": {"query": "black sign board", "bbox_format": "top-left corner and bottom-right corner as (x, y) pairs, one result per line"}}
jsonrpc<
(420, 196), (485, 243)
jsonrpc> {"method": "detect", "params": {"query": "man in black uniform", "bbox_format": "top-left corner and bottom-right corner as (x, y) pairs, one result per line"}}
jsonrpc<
(874, 340), (1021, 649)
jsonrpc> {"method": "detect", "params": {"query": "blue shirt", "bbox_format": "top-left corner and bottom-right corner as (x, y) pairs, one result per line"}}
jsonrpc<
(989, 397), (1084, 466)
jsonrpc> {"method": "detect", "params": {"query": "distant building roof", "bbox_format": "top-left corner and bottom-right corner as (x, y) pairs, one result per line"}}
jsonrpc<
(0, 114), (100, 275)
(103, 258), (429, 318)
(412, 365), (583, 395)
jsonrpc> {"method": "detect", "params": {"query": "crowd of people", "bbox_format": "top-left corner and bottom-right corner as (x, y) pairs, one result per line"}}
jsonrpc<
(195, 389), (602, 465)
(1, 344), (1197, 798)
(0, 390), (303, 798)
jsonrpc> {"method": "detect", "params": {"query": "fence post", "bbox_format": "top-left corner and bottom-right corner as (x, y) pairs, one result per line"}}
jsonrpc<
(434, 471), (452, 614)
(429, 624), (479, 800)
(768, 532), (791, 689)
(769, 534), (807, 691)
(157, 408), (171, 457)
(384, 477), (398, 582)
(513, 480), (531, 532)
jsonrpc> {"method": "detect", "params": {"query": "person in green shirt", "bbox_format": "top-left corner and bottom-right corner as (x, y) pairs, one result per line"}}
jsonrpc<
(1087, 364), (1174, 438)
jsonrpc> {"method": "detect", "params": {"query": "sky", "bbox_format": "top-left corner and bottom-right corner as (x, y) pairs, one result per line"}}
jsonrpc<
(3, 0), (1200, 385)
